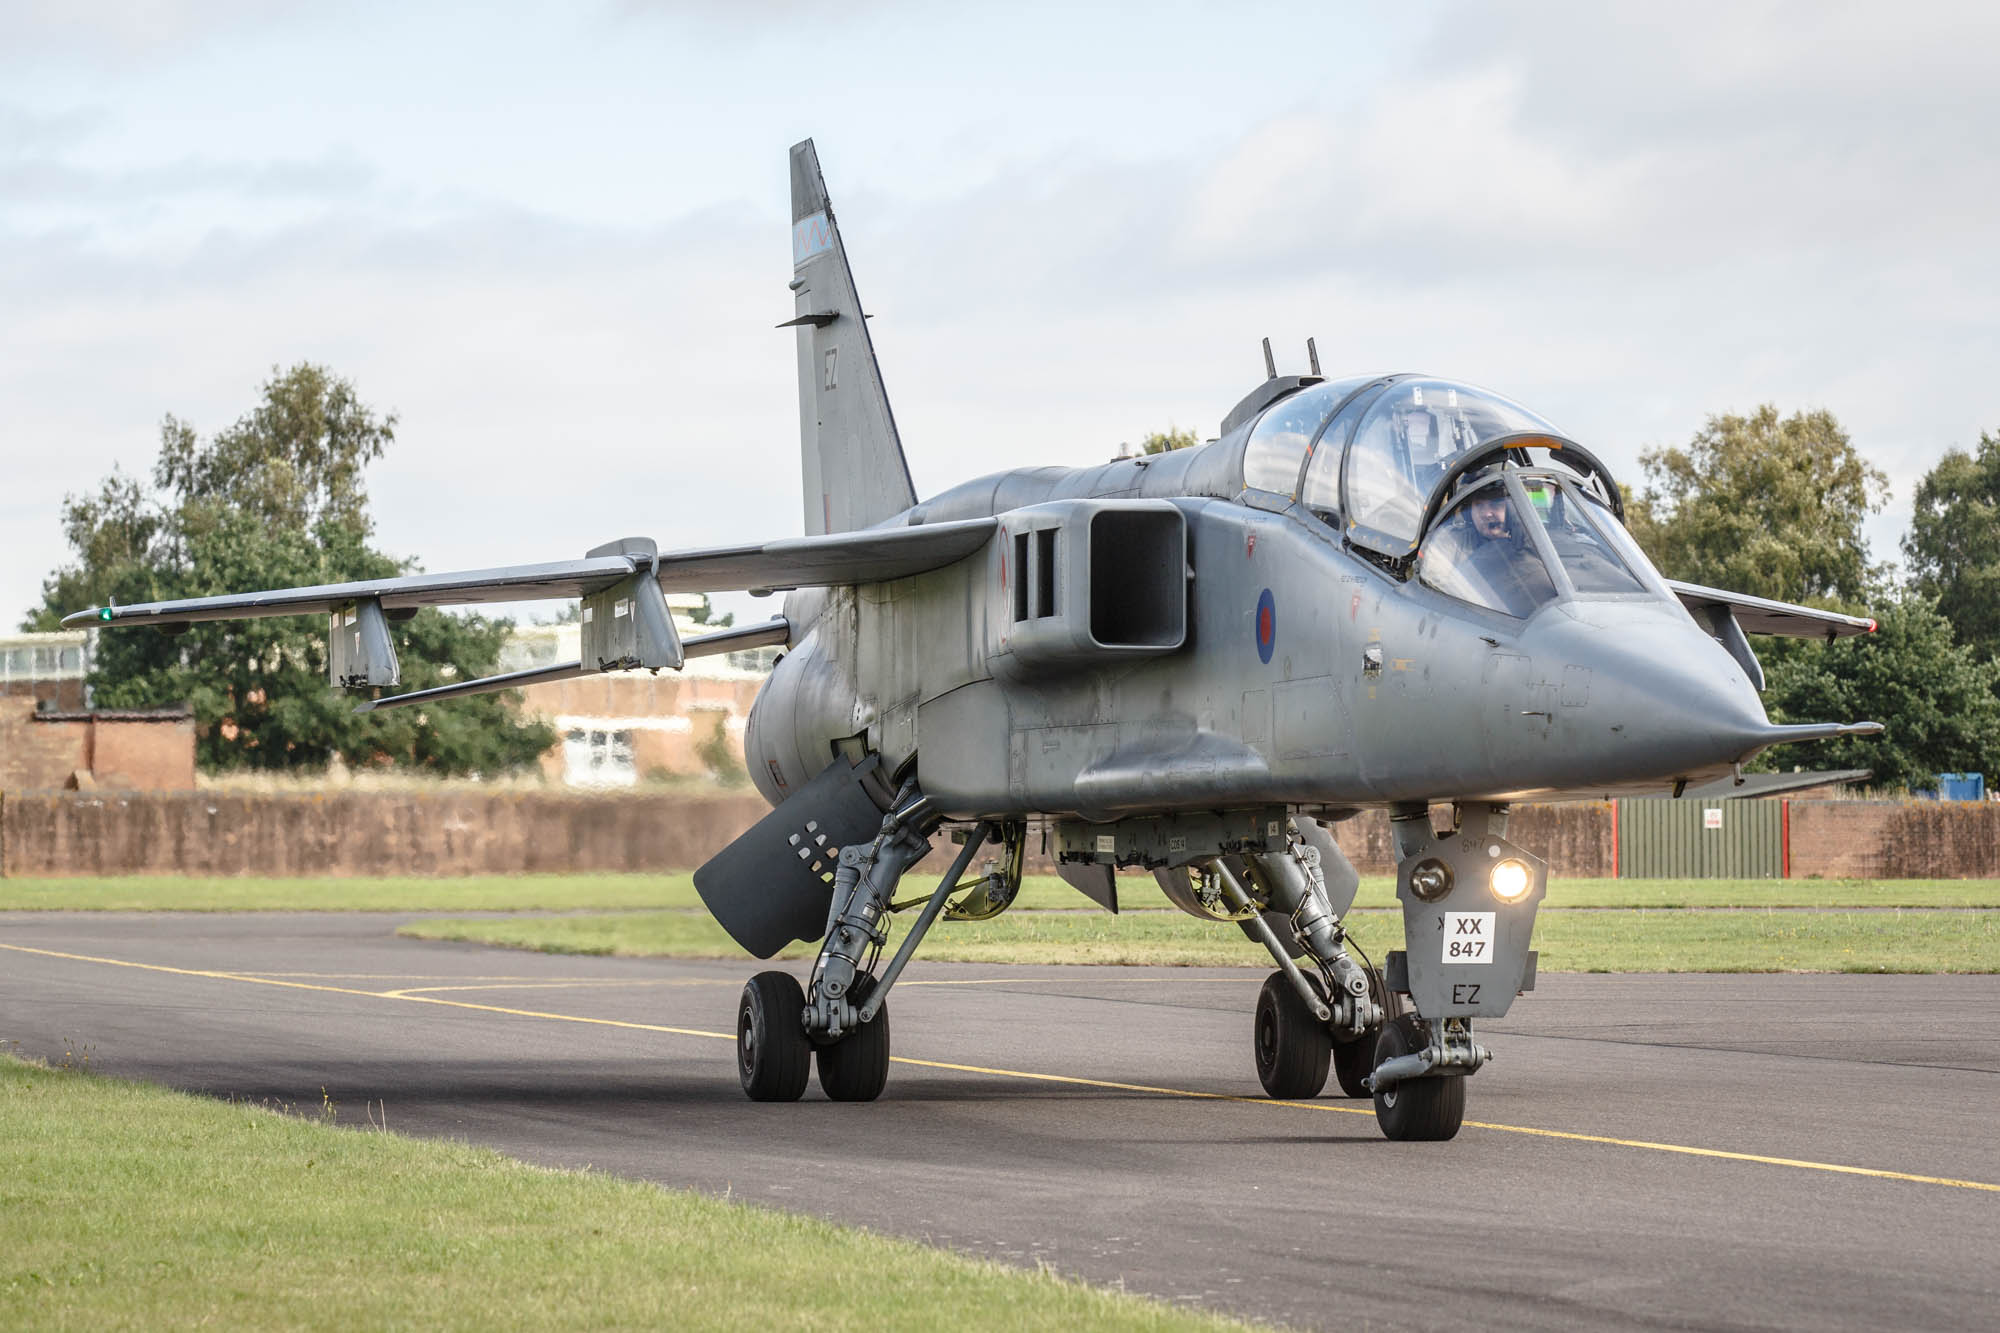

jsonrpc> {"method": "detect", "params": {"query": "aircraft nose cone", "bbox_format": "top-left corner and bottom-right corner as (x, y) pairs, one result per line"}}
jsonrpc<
(1517, 600), (1777, 783)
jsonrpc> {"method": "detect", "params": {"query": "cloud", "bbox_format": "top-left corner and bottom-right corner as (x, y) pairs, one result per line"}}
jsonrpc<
(7, 1), (1998, 624)
(0, 1), (313, 64)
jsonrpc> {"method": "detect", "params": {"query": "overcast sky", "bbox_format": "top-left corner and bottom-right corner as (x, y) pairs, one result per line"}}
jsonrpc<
(4, 0), (1995, 628)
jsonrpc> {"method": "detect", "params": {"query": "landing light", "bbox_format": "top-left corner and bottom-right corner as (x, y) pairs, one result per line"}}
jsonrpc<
(1490, 859), (1532, 903)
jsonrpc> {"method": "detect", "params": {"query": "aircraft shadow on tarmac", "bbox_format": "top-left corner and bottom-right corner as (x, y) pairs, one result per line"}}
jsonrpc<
(113, 1056), (1381, 1148)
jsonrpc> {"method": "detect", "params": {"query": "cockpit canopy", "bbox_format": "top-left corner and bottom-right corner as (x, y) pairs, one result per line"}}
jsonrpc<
(1240, 373), (1655, 617)
(1243, 376), (1572, 550)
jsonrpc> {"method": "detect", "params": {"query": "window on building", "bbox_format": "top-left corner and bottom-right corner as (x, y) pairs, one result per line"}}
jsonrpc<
(563, 727), (637, 786)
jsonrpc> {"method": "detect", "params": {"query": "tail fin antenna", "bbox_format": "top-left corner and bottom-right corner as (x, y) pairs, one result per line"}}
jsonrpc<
(787, 139), (918, 535)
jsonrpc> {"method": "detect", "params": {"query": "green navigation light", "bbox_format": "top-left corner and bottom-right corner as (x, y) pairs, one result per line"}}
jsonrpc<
(98, 607), (114, 621)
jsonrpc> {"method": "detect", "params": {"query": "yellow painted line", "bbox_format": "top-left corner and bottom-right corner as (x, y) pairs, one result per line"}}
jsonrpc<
(0, 943), (731, 1042)
(6, 940), (1997, 1195)
(383, 979), (734, 997)
(243, 973), (565, 981)
(896, 976), (1258, 986)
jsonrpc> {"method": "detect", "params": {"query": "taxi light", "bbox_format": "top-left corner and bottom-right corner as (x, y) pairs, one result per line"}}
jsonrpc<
(1490, 859), (1531, 903)
(1409, 858), (1453, 902)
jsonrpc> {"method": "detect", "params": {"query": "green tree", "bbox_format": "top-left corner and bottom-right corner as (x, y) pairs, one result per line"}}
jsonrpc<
(1140, 426), (1200, 455)
(689, 593), (733, 628)
(28, 364), (554, 776)
(1626, 405), (1889, 607)
(1904, 429), (2000, 657)
(1759, 594), (2000, 789)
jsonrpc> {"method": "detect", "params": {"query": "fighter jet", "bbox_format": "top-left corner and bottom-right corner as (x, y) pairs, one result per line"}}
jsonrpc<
(69, 140), (1881, 1140)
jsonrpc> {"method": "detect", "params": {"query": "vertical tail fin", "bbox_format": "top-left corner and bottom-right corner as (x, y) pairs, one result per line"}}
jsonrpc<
(787, 139), (918, 535)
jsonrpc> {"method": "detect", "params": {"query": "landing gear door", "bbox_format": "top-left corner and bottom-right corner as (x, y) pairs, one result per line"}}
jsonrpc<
(1396, 831), (1545, 1019)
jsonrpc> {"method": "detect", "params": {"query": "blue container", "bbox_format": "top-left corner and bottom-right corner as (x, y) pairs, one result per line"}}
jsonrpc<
(1936, 773), (1986, 802)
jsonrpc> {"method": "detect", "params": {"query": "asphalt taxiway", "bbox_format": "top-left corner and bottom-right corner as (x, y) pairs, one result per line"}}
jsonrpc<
(3, 912), (1996, 1330)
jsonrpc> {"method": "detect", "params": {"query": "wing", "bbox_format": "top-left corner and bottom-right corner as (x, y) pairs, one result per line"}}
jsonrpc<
(1666, 580), (1876, 639)
(61, 519), (997, 630)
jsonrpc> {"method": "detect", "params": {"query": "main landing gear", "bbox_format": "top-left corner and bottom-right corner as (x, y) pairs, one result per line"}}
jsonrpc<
(734, 786), (1022, 1104)
(1213, 820), (1387, 1105)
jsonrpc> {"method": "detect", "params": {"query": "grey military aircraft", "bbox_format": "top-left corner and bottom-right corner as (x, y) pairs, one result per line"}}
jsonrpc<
(70, 140), (1882, 1140)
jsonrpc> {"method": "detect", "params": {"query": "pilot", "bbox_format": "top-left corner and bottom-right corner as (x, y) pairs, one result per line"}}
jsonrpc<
(1459, 487), (1547, 616)
(1468, 492), (1513, 543)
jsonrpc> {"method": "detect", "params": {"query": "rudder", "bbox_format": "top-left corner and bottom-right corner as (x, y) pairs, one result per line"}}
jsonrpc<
(787, 139), (918, 536)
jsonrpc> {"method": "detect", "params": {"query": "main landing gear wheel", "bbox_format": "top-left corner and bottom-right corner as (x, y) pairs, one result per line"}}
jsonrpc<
(1254, 972), (1331, 1099)
(816, 979), (891, 1103)
(738, 971), (811, 1103)
(1371, 1015), (1465, 1141)
(1332, 965), (1398, 1099)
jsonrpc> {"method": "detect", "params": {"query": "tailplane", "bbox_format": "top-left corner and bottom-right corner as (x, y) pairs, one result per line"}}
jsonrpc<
(786, 139), (918, 535)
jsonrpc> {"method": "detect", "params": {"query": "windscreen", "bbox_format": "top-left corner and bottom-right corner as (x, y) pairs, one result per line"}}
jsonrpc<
(1417, 481), (1560, 618)
(1520, 478), (1648, 595)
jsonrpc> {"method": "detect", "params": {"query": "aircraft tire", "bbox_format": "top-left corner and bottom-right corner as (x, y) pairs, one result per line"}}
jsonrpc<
(738, 971), (811, 1102)
(816, 980), (890, 1103)
(1332, 1037), (1374, 1100)
(1254, 971), (1332, 1099)
(1371, 1016), (1465, 1141)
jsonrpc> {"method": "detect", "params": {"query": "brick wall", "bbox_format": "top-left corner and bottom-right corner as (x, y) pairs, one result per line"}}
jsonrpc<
(4, 787), (1989, 881)
(0, 789), (771, 878)
(1326, 803), (1616, 878)
(1787, 801), (2000, 878)
(0, 699), (195, 791)
(85, 718), (197, 790)
(0, 678), (87, 710)
(0, 701), (87, 790)
(518, 672), (761, 721)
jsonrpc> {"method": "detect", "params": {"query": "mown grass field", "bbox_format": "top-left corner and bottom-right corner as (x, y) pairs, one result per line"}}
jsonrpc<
(6, 871), (2000, 912)
(7, 871), (1998, 972)
(398, 902), (2000, 974)
(0, 1054), (1257, 1332)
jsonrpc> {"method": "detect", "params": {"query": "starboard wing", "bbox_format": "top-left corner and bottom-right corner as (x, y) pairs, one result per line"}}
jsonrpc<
(1666, 580), (1876, 640)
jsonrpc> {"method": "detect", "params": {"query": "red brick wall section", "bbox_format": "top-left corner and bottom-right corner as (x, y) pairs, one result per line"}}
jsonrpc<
(90, 719), (197, 790)
(6, 789), (1991, 880)
(1328, 803), (1616, 878)
(0, 790), (772, 878)
(1787, 801), (2000, 879)
(0, 701), (87, 790)
(0, 679), (88, 710)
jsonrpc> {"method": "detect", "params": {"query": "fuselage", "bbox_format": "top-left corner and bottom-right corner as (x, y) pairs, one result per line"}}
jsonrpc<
(746, 375), (1774, 822)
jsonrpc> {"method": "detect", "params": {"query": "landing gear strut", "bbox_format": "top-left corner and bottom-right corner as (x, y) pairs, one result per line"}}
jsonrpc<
(1220, 819), (1385, 1101)
(732, 780), (1006, 1104)
(1358, 801), (1548, 1141)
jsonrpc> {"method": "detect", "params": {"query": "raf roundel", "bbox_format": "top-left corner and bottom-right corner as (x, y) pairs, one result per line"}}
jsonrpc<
(1255, 588), (1276, 664)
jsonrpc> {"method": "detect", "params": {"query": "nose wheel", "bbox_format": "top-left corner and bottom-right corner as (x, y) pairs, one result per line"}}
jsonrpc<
(1371, 1015), (1465, 1141)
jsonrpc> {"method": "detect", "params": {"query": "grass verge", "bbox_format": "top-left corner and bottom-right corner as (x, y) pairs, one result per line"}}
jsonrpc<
(398, 906), (2000, 973)
(7, 872), (2000, 913)
(0, 1054), (1255, 1332)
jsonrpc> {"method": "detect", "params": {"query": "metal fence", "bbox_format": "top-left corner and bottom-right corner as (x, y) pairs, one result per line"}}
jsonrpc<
(1616, 798), (1785, 878)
